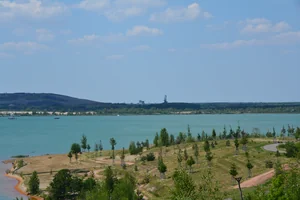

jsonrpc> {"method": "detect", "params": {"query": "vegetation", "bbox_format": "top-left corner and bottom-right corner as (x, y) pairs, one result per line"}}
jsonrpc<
(28, 171), (39, 195)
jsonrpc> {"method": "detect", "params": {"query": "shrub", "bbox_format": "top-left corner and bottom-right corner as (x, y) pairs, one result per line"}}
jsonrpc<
(17, 160), (24, 169)
(140, 156), (147, 162)
(265, 160), (274, 168)
(146, 153), (155, 161)
(142, 174), (150, 184)
(285, 142), (299, 158)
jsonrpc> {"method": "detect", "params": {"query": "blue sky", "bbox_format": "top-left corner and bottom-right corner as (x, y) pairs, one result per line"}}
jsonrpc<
(0, 0), (300, 103)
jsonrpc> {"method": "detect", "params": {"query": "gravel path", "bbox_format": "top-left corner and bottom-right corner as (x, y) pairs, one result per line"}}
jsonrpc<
(263, 143), (285, 153)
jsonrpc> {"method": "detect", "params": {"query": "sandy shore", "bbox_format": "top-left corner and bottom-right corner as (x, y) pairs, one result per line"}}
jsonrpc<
(4, 173), (44, 200)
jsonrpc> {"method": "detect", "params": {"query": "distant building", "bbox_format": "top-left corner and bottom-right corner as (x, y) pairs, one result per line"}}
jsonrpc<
(164, 95), (168, 104)
(138, 100), (145, 105)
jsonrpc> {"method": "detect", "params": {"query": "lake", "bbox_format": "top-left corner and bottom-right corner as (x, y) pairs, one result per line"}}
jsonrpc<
(1, 114), (300, 199)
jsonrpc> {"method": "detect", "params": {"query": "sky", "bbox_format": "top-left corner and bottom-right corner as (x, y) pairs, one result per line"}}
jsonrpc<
(0, 0), (300, 103)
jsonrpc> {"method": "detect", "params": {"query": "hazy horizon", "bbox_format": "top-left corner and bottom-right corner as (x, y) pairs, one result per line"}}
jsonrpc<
(1, 0), (299, 103)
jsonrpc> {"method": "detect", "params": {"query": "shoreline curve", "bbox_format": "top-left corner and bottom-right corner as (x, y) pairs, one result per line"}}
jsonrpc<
(4, 173), (43, 200)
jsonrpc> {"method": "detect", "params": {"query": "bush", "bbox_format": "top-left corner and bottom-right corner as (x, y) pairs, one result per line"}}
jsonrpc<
(17, 159), (24, 169)
(142, 174), (150, 184)
(265, 160), (274, 168)
(140, 156), (147, 162)
(146, 153), (155, 161)
(278, 144), (286, 149)
(285, 142), (299, 158)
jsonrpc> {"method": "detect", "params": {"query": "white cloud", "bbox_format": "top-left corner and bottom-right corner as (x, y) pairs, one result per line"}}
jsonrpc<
(240, 18), (290, 33)
(201, 31), (300, 50)
(0, 0), (66, 21)
(132, 45), (150, 51)
(68, 33), (126, 44)
(126, 26), (163, 36)
(76, 0), (165, 21)
(0, 41), (48, 53)
(106, 54), (124, 60)
(0, 52), (14, 58)
(36, 29), (54, 41)
(150, 3), (212, 23)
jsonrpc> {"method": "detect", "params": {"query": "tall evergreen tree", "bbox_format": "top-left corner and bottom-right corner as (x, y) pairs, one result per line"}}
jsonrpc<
(81, 134), (87, 152)
(187, 156), (195, 173)
(212, 129), (216, 140)
(204, 140), (210, 152)
(160, 128), (169, 146)
(157, 156), (167, 179)
(246, 160), (254, 178)
(28, 171), (39, 195)
(229, 163), (238, 185)
(153, 132), (159, 147)
(193, 143), (199, 164)
(234, 138), (239, 155)
(87, 144), (91, 152)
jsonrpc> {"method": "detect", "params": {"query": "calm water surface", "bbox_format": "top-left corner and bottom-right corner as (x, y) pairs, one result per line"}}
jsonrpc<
(1, 114), (300, 199)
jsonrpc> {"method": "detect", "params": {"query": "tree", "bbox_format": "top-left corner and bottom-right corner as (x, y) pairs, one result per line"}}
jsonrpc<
(158, 157), (167, 179)
(160, 128), (169, 146)
(223, 126), (227, 139)
(120, 147), (125, 166)
(285, 142), (298, 157)
(226, 140), (231, 147)
(144, 139), (150, 149)
(67, 151), (72, 163)
(110, 138), (117, 164)
(204, 140), (210, 152)
(281, 126), (286, 139)
(234, 138), (239, 155)
(75, 152), (78, 161)
(187, 125), (194, 143)
(295, 127), (300, 140)
(187, 156), (196, 173)
(193, 143), (199, 164)
(272, 127), (276, 138)
(71, 143), (81, 155)
(169, 134), (175, 145)
(153, 132), (159, 147)
(205, 151), (213, 167)
(28, 171), (39, 195)
(197, 133), (201, 141)
(241, 136), (248, 151)
(201, 131), (205, 141)
(246, 160), (254, 178)
(94, 143), (99, 157)
(229, 164), (238, 185)
(171, 169), (198, 200)
(183, 148), (188, 169)
(104, 166), (116, 198)
(212, 129), (217, 140)
(87, 144), (91, 152)
(81, 134), (87, 152)
(177, 148), (183, 168)
(99, 140), (103, 156)
(276, 150), (281, 158)
(48, 169), (82, 200)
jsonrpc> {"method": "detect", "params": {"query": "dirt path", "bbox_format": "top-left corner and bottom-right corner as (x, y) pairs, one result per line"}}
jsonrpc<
(263, 143), (285, 153)
(233, 169), (275, 189)
(5, 173), (44, 200)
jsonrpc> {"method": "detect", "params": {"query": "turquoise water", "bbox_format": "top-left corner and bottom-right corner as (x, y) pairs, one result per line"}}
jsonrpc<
(1, 114), (300, 199)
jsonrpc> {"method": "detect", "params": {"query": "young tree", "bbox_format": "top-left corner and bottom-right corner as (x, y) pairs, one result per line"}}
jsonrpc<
(71, 143), (81, 155)
(205, 151), (213, 167)
(223, 125), (227, 139)
(67, 151), (72, 163)
(246, 160), (254, 178)
(99, 140), (103, 156)
(160, 128), (169, 146)
(212, 129), (216, 140)
(229, 164), (238, 185)
(204, 140), (210, 152)
(28, 171), (39, 195)
(281, 125), (286, 139)
(129, 141), (137, 155)
(169, 134), (175, 145)
(234, 138), (239, 155)
(158, 157), (167, 179)
(87, 144), (91, 152)
(201, 131), (205, 141)
(295, 127), (300, 140)
(193, 143), (199, 164)
(104, 166), (116, 198)
(226, 140), (231, 147)
(75, 152), (78, 162)
(81, 134), (87, 152)
(187, 156), (196, 173)
(272, 127), (276, 138)
(110, 138), (117, 164)
(187, 125), (194, 143)
(144, 139), (150, 150)
(211, 142), (215, 148)
(177, 148), (183, 168)
(197, 133), (201, 141)
(153, 132), (159, 147)
(94, 143), (99, 157)
(241, 136), (248, 151)
(120, 147), (125, 166)
(183, 148), (188, 169)
(171, 169), (198, 200)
